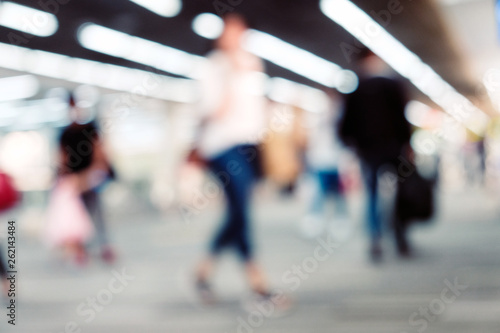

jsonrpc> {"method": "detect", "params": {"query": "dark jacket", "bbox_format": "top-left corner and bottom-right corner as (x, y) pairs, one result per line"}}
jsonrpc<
(338, 76), (411, 165)
(59, 121), (99, 174)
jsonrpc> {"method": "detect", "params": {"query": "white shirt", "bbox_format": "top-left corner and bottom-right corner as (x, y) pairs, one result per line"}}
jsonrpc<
(305, 102), (344, 170)
(197, 50), (267, 159)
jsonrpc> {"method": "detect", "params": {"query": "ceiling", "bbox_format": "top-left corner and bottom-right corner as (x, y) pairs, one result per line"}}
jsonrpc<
(0, 0), (496, 114)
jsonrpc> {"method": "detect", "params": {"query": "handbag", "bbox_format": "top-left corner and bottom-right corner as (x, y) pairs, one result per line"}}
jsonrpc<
(395, 170), (434, 224)
(0, 171), (20, 212)
(44, 176), (94, 247)
(260, 132), (302, 186)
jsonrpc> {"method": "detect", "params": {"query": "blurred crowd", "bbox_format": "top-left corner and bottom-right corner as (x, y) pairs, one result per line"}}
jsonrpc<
(0, 12), (496, 310)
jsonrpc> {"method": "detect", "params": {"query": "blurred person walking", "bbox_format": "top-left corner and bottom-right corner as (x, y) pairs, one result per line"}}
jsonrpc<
(191, 13), (281, 306)
(339, 49), (413, 261)
(300, 92), (350, 240)
(45, 94), (116, 265)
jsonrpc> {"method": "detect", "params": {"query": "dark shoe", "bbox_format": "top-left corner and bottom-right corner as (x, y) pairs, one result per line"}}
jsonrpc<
(396, 239), (412, 258)
(195, 279), (216, 305)
(101, 246), (116, 264)
(395, 226), (412, 258)
(369, 241), (383, 263)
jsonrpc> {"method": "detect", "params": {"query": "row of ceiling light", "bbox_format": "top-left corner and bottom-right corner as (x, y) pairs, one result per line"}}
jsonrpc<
(0, 0), (489, 134)
(0, 0), (357, 95)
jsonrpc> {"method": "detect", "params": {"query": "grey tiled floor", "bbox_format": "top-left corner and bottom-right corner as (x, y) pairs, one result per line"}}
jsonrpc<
(2, 187), (500, 333)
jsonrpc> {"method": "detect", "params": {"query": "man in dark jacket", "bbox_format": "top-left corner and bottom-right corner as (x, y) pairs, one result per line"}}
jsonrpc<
(339, 49), (412, 261)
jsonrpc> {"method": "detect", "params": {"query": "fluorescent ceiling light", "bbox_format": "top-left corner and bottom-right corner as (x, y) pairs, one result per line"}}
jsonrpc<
(191, 13), (357, 93)
(244, 30), (358, 93)
(439, 0), (482, 5)
(320, 0), (489, 134)
(79, 22), (357, 93)
(0, 75), (40, 102)
(192, 13), (224, 40)
(129, 0), (181, 17)
(78, 23), (206, 79)
(0, 42), (197, 103)
(0, 2), (58, 37)
(405, 100), (445, 128)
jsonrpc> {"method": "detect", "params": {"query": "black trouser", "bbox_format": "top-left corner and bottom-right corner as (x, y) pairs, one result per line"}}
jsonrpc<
(81, 190), (108, 248)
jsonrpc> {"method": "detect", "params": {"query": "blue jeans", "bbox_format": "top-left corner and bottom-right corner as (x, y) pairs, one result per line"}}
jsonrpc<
(362, 158), (401, 242)
(363, 163), (382, 241)
(310, 169), (347, 218)
(208, 144), (260, 261)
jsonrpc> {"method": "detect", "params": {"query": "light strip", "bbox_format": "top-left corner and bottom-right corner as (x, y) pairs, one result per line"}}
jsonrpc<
(320, 0), (489, 134)
(0, 42), (197, 103)
(0, 75), (40, 102)
(80, 22), (358, 94)
(267, 77), (330, 113)
(78, 23), (205, 79)
(245, 29), (358, 93)
(129, 0), (182, 18)
(439, 0), (482, 6)
(0, 2), (58, 37)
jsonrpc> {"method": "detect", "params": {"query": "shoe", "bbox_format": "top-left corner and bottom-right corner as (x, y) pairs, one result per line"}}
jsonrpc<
(396, 240), (412, 258)
(395, 226), (412, 258)
(369, 241), (383, 263)
(242, 290), (293, 317)
(101, 246), (116, 264)
(195, 279), (216, 305)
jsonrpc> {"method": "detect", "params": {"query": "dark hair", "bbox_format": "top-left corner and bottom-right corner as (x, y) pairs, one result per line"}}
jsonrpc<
(354, 47), (375, 62)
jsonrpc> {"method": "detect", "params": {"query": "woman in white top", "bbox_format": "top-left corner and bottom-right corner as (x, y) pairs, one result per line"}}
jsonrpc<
(194, 13), (271, 303)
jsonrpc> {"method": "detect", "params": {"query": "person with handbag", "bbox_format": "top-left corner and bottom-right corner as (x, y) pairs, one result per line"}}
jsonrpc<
(45, 94), (115, 265)
(338, 49), (413, 261)
(192, 13), (278, 305)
